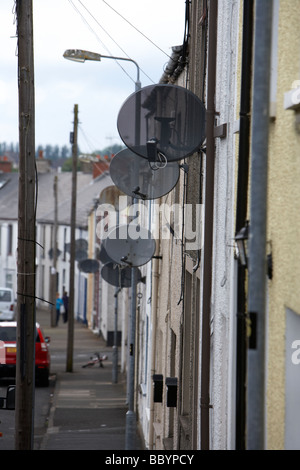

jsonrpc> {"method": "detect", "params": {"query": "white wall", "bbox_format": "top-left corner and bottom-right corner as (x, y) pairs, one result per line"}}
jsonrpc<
(0, 221), (18, 295)
(209, 0), (240, 449)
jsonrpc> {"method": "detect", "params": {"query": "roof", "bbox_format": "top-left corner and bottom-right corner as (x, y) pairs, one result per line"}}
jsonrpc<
(38, 171), (114, 228)
(0, 172), (19, 220)
(0, 169), (114, 229)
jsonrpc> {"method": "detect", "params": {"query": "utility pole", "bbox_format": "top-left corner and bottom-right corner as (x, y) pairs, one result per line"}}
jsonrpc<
(50, 174), (58, 327)
(112, 287), (120, 383)
(66, 104), (78, 372)
(15, 0), (36, 450)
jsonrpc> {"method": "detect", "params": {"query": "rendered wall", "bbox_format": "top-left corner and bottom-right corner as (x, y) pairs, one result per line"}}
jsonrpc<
(267, 0), (300, 450)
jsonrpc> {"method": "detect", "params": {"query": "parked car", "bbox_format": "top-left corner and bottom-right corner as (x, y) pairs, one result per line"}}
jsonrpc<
(0, 322), (50, 386)
(0, 288), (16, 321)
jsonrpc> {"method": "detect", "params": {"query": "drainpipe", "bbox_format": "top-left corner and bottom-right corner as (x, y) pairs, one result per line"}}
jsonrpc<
(247, 0), (273, 450)
(235, 0), (254, 450)
(200, 0), (218, 450)
(148, 247), (160, 449)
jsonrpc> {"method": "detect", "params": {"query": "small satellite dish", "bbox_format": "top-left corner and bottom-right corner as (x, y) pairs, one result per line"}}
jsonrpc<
(48, 248), (62, 260)
(75, 238), (88, 250)
(65, 239), (88, 253)
(78, 259), (100, 273)
(101, 262), (143, 288)
(117, 84), (206, 162)
(103, 224), (156, 267)
(75, 250), (88, 261)
(109, 148), (180, 200)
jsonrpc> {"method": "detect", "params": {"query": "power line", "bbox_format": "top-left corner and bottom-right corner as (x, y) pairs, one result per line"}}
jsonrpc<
(68, 0), (154, 84)
(78, 0), (154, 83)
(67, 0), (134, 83)
(78, 0), (130, 59)
(101, 0), (173, 61)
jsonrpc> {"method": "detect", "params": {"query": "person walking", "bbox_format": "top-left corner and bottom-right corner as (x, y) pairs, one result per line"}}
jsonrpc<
(56, 292), (63, 326)
(63, 291), (69, 323)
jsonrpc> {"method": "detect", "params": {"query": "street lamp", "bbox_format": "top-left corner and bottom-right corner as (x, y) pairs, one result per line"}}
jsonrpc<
(64, 48), (141, 450)
(63, 49), (141, 91)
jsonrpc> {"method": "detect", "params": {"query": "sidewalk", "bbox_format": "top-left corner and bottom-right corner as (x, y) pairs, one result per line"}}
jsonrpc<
(36, 308), (143, 451)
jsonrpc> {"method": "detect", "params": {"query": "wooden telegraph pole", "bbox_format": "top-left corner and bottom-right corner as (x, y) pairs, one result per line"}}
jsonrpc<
(66, 104), (78, 372)
(50, 174), (58, 327)
(15, 0), (36, 450)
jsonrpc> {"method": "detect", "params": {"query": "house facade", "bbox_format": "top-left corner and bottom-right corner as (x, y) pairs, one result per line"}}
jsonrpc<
(2, 0), (300, 451)
(0, 172), (19, 296)
(266, 0), (300, 450)
(127, 0), (300, 450)
(0, 161), (115, 334)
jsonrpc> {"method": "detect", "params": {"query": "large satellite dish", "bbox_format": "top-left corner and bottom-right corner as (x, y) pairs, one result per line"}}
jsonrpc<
(99, 245), (114, 264)
(103, 224), (156, 267)
(109, 148), (180, 200)
(101, 262), (143, 288)
(117, 84), (206, 163)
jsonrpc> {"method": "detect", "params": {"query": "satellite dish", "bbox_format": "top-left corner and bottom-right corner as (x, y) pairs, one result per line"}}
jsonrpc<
(103, 224), (156, 267)
(99, 245), (114, 264)
(65, 239), (88, 253)
(78, 259), (100, 273)
(109, 148), (180, 200)
(76, 239), (88, 250)
(75, 250), (88, 261)
(48, 248), (62, 260)
(101, 262), (143, 288)
(117, 84), (206, 162)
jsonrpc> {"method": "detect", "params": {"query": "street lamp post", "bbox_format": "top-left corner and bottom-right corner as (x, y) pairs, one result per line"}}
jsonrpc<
(63, 49), (141, 449)
(63, 49), (141, 91)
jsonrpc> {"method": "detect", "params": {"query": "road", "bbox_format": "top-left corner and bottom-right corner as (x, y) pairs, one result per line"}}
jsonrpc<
(0, 309), (64, 450)
(0, 377), (54, 450)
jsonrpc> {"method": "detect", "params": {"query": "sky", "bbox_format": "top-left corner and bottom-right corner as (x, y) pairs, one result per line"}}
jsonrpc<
(0, 0), (186, 154)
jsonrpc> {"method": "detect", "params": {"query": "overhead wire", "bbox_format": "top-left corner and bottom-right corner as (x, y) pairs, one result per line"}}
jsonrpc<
(67, 0), (134, 83)
(78, 124), (98, 154)
(67, 0), (155, 84)
(101, 0), (174, 61)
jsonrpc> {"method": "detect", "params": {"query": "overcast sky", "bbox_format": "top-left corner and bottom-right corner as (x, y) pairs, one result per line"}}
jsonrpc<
(0, 0), (185, 154)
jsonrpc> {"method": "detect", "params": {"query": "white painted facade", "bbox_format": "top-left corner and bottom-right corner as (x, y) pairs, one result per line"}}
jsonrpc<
(209, 0), (240, 449)
(0, 221), (18, 296)
(132, 0), (242, 450)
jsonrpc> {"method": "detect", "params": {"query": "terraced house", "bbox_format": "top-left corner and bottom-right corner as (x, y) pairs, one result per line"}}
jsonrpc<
(123, 0), (300, 450)
(2, 0), (299, 451)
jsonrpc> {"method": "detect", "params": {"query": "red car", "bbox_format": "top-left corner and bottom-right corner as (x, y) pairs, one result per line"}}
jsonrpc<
(0, 322), (50, 387)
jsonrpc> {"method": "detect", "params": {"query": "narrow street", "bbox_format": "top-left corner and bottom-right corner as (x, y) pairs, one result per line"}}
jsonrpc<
(0, 377), (54, 450)
(1, 307), (142, 451)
